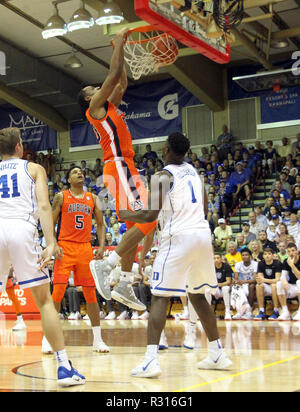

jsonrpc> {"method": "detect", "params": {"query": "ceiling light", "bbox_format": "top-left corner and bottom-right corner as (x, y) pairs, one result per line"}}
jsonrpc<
(95, 0), (124, 26)
(270, 39), (289, 49)
(67, 0), (94, 32)
(64, 53), (83, 69)
(42, 3), (67, 39)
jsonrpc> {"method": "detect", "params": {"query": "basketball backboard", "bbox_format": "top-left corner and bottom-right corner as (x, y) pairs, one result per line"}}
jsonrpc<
(134, 0), (231, 64)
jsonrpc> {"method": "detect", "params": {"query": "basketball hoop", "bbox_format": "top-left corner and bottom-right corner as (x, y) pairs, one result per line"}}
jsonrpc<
(124, 25), (179, 80)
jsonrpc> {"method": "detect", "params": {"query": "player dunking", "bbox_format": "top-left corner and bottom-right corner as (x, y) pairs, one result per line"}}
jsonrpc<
(0, 128), (85, 386)
(78, 28), (156, 310)
(119, 132), (232, 377)
(41, 165), (109, 354)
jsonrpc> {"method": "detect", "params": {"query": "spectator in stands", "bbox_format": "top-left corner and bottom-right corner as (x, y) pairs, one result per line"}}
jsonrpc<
(220, 170), (237, 215)
(254, 205), (269, 229)
(46, 149), (56, 180)
(207, 192), (220, 228)
(216, 125), (233, 161)
(205, 254), (232, 320)
(249, 211), (265, 238)
(105, 232), (116, 247)
(22, 142), (35, 162)
(279, 196), (289, 214)
(287, 213), (300, 242)
(103, 208), (113, 229)
(53, 173), (63, 193)
(233, 248), (258, 318)
(248, 145), (262, 179)
(93, 158), (103, 176)
(111, 223), (123, 245)
(36, 152), (49, 173)
(249, 239), (263, 261)
(143, 144), (158, 162)
(278, 172), (292, 194)
(266, 205), (281, 222)
(267, 221), (277, 242)
(263, 196), (275, 216)
(225, 241), (242, 269)
(236, 233), (247, 252)
(276, 243), (300, 321)
(230, 162), (251, 203)
(272, 181), (291, 202)
(255, 247), (281, 320)
(227, 152), (235, 172)
(274, 223), (289, 245)
(263, 140), (278, 176)
(213, 218), (233, 252)
(277, 137), (292, 166)
(258, 230), (278, 252)
(277, 241), (289, 262)
(291, 133), (300, 156)
(242, 222), (256, 244)
(282, 207), (291, 225)
(287, 167), (298, 186)
(290, 185), (300, 213)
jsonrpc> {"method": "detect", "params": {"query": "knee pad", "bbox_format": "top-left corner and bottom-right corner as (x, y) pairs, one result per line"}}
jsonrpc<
(52, 283), (67, 303)
(82, 286), (97, 304)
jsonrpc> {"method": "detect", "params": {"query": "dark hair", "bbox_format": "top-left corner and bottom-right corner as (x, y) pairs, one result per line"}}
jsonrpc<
(263, 247), (274, 254)
(77, 88), (90, 119)
(241, 247), (252, 256)
(167, 132), (190, 157)
(66, 165), (82, 185)
(0, 127), (21, 156)
(287, 242), (297, 249)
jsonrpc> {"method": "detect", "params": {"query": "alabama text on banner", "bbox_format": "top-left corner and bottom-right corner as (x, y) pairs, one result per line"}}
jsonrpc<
(0, 105), (57, 151)
(70, 78), (201, 147)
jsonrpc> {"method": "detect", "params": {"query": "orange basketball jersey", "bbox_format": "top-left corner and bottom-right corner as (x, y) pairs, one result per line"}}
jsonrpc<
(86, 101), (135, 162)
(56, 190), (94, 243)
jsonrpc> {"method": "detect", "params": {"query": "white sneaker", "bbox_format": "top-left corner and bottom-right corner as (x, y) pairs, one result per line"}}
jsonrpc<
(131, 358), (162, 378)
(42, 335), (53, 354)
(59, 313), (65, 320)
(93, 340), (110, 353)
(105, 311), (116, 320)
(159, 330), (168, 350)
(138, 311), (149, 320)
(176, 312), (189, 320)
(12, 319), (27, 331)
(68, 312), (76, 320)
(82, 314), (89, 320)
(241, 311), (253, 320)
(117, 311), (129, 320)
(183, 324), (196, 350)
(232, 313), (242, 320)
(225, 311), (232, 321)
(278, 311), (291, 321)
(131, 311), (139, 320)
(197, 351), (232, 370)
(100, 311), (105, 320)
(74, 312), (82, 320)
(292, 310), (300, 321)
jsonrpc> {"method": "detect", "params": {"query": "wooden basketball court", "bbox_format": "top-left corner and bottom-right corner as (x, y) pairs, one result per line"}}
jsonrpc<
(1, 316), (300, 392)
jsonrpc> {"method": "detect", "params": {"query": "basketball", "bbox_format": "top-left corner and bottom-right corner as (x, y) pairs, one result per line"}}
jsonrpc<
(151, 34), (178, 66)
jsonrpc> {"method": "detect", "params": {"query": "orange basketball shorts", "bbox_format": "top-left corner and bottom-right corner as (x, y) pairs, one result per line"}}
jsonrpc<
(53, 241), (95, 287)
(103, 158), (157, 236)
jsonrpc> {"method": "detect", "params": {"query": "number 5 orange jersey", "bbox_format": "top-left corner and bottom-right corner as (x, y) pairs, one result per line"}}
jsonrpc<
(56, 190), (95, 243)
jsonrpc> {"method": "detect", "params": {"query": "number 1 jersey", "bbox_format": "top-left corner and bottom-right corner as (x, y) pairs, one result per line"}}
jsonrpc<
(0, 158), (39, 226)
(158, 162), (209, 242)
(56, 190), (95, 243)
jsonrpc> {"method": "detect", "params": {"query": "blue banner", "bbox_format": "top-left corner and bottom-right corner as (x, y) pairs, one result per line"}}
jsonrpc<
(70, 79), (201, 147)
(260, 86), (300, 123)
(0, 106), (57, 151)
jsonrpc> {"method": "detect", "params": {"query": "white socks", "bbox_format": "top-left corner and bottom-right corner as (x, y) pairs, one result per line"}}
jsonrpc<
(55, 349), (71, 370)
(92, 326), (103, 344)
(106, 251), (121, 268)
(208, 339), (223, 358)
(145, 344), (158, 359)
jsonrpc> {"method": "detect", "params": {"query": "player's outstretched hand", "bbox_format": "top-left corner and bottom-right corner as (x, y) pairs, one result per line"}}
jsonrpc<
(54, 244), (64, 260)
(112, 27), (129, 47)
(94, 246), (105, 260)
(38, 245), (55, 270)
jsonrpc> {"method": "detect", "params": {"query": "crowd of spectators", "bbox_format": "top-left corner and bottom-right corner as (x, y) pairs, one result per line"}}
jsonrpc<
(18, 129), (300, 321)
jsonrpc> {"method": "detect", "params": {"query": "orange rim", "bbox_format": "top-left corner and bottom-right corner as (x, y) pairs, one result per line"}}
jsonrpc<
(125, 26), (174, 45)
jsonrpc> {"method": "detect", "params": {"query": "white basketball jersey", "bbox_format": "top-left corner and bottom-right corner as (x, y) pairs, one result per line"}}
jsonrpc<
(234, 260), (258, 281)
(0, 158), (39, 226)
(158, 162), (209, 241)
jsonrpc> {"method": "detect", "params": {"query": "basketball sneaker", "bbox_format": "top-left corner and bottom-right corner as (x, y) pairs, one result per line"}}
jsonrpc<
(268, 310), (279, 321)
(159, 330), (168, 350)
(197, 351), (232, 370)
(131, 311), (139, 320)
(42, 335), (53, 354)
(57, 361), (86, 387)
(293, 310), (300, 321)
(89, 260), (112, 300)
(12, 319), (27, 331)
(254, 310), (267, 321)
(105, 311), (116, 320)
(277, 311), (291, 321)
(138, 311), (150, 320)
(111, 281), (146, 311)
(117, 311), (129, 320)
(184, 324), (196, 350)
(131, 358), (162, 378)
(93, 340), (110, 353)
(224, 311), (232, 321)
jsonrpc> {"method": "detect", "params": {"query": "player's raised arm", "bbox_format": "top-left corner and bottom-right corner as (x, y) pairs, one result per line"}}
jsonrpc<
(108, 64), (128, 108)
(89, 28), (129, 116)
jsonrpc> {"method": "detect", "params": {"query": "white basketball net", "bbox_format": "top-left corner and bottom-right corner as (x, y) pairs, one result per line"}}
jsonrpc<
(124, 29), (178, 81)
